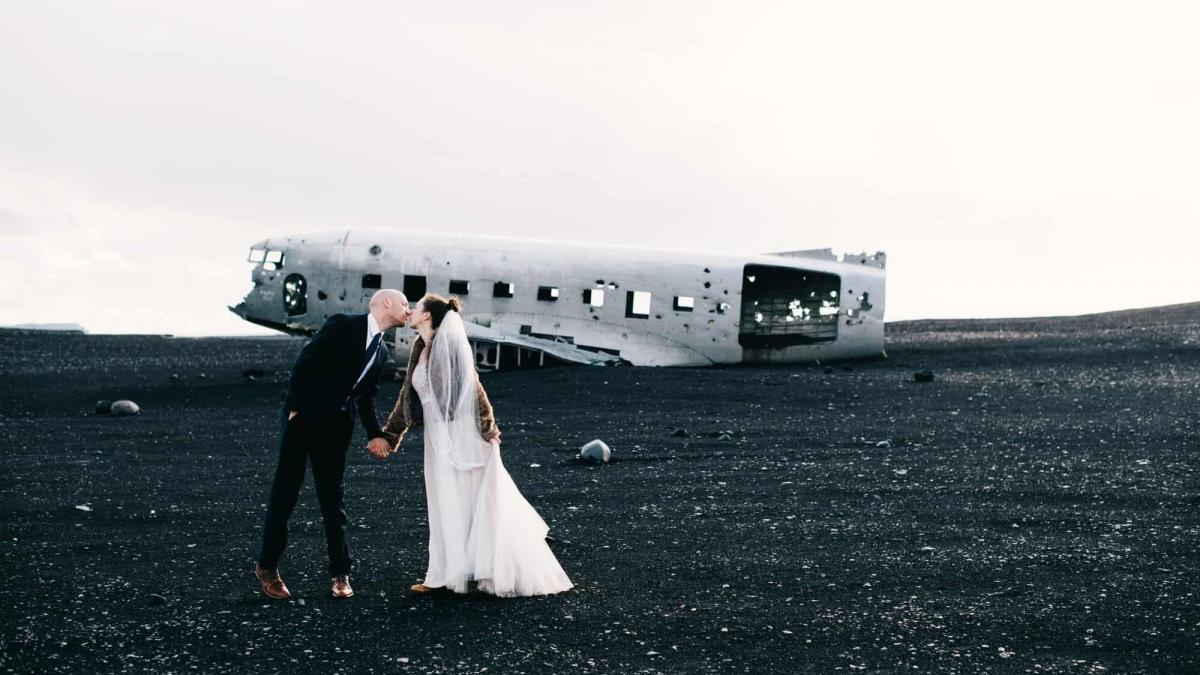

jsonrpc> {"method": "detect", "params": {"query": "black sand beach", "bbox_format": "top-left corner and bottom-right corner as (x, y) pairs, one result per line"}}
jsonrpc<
(1, 304), (1198, 673)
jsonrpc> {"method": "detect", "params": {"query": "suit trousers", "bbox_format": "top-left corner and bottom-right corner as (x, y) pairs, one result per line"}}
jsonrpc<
(258, 408), (355, 577)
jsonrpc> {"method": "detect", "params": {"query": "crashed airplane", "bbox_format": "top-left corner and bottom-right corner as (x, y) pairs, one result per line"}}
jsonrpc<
(230, 230), (886, 369)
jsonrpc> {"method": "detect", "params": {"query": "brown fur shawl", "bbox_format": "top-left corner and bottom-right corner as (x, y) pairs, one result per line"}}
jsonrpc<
(380, 334), (500, 450)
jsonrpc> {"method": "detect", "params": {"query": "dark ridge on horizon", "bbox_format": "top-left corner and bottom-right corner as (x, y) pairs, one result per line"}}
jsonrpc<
(0, 323), (87, 334)
(888, 299), (1200, 328)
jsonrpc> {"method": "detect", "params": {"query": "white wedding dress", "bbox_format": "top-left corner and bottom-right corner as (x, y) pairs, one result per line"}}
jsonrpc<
(410, 314), (573, 597)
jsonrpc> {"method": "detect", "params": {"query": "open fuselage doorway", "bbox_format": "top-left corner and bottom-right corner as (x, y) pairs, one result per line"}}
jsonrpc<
(738, 264), (840, 348)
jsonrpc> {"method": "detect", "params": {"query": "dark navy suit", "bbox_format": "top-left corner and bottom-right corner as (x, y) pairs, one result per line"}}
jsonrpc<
(258, 313), (388, 577)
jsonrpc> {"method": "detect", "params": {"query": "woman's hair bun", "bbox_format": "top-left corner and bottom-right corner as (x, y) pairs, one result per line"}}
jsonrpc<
(423, 293), (464, 329)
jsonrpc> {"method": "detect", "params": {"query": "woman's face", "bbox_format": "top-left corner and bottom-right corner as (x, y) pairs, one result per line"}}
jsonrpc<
(412, 297), (432, 329)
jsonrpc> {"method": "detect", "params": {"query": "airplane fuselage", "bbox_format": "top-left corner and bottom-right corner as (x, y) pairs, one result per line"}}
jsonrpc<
(231, 230), (886, 367)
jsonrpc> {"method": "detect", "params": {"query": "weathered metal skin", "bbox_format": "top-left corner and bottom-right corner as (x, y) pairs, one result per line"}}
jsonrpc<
(230, 230), (886, 367)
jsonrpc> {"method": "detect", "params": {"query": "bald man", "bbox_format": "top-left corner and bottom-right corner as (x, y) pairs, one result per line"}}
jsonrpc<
(255, 289), (411, 600)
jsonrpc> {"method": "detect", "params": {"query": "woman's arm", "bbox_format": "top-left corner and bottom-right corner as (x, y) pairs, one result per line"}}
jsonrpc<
(475, 376), (501, 442)
(381, 339), (425, 451)
(380, 404), (410, 450)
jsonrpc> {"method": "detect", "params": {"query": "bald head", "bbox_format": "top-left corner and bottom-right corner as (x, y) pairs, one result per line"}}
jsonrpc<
(368, 289), (411, 331)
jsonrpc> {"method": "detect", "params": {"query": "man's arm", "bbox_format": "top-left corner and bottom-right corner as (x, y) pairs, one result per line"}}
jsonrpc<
(283, 317), (343, 415)
(354, 360), (387, 441)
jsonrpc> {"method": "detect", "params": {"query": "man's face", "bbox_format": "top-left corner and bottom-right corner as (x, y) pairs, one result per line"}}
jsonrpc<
(394, 296), (413, 327)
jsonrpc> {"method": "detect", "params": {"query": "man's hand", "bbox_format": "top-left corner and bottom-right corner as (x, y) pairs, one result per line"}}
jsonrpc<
(288, 411), (298, 421)
(366, 437), (392, 460)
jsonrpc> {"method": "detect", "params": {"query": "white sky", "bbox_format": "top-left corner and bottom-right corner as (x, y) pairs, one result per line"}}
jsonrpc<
(1, 1), (1197, 335)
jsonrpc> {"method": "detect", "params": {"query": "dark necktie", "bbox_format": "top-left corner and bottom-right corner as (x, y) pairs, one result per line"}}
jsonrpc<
(348, 333), (384, 404)
(363, 332), (382, 369)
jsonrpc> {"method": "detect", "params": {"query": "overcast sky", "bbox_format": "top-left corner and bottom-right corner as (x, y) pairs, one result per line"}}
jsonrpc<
(2, 1), (1197, 335)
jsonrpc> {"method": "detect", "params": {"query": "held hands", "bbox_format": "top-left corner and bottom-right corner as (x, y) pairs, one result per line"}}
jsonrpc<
(366, 437), (392, 460)
(487, 429), (502, 445)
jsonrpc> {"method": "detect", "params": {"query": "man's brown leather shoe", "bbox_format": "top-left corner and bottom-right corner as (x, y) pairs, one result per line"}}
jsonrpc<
(254, 564), (291, 599)
(331, 575), (353, 598)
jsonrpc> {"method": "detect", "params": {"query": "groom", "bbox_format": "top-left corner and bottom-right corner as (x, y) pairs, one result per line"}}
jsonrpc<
(254, 289), (411, 599)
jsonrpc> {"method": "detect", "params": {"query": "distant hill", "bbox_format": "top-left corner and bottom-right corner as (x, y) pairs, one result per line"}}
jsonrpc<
(889, 301), (1200, 332)
(0, 323), (87, 334)
(1063, 301), (1200, 323)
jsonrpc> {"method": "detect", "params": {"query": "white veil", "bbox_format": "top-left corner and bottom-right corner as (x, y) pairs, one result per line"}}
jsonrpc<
(424, 310), (487, 471)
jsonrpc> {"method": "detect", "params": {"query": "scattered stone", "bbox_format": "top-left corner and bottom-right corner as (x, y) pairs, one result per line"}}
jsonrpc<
(297, 598), (306, 606)
(913, 370), (935, 383)
(671, 428), (689, 438)
(579, 439), (612, 463)
(245, 375), (259, 383)
(170, 374), (181, 382)
(530, 463), (541, 468)
(875, 440), (891, 448)
(149, 593), (166, 606)
(94, 400), (113, 415)
(198, 373), (207, 380)
(74, 504), (92, 512)
(242, 368), (266, 379)
(110, 400), (141, 416)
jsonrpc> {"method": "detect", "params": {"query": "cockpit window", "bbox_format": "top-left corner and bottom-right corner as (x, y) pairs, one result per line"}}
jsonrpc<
(261, 250), (285, 271)
(247, 249), (266, 263)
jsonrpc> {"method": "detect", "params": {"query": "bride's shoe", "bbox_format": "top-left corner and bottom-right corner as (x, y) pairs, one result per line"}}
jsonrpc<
(410, 583), (433, 593)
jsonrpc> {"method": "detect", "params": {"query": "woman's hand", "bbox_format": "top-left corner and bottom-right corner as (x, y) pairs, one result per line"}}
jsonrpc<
(367, 437), (393, 459)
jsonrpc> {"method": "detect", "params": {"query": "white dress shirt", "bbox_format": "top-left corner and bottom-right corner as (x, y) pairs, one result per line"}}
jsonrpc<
(354, 313), (383, 387)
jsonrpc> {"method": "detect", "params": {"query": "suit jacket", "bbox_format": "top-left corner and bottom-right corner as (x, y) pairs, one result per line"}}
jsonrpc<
(380, 334), (500, 450)
(283, 313), (388, 439)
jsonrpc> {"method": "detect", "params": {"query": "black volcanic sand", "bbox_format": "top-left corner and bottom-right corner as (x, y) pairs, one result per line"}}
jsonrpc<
(1, 306), (1199, 674)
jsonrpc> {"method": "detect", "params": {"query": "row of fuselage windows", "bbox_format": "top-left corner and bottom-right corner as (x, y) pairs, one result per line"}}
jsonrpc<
(362, 273), (697, 320)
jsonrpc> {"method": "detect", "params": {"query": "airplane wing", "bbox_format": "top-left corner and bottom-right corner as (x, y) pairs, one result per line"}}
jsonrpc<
(461, 320), (625, 367)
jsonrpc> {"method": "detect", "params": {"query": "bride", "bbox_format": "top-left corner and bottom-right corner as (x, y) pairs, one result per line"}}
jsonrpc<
(380, 294), (573, 597)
